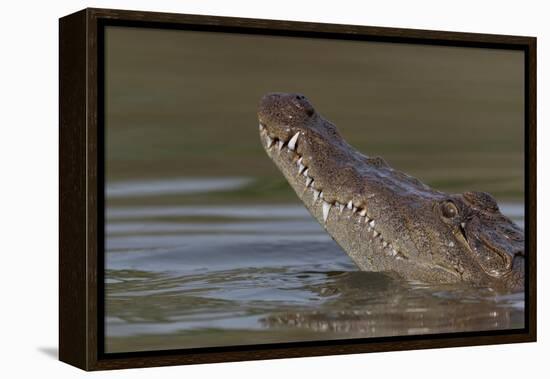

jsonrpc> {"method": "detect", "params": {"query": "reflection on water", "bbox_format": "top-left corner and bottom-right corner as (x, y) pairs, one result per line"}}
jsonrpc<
(105, 178), (524, 353)
(107, 204), (313, 221)
(106, 177), (251, 198)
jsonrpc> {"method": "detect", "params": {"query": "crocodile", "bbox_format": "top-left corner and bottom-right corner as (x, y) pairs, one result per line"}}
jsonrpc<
(257, 92), (524, 292)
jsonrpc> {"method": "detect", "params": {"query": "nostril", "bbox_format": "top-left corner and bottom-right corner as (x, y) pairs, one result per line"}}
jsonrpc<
(515, 250), (525, 257)
(295, 95), (304, 100)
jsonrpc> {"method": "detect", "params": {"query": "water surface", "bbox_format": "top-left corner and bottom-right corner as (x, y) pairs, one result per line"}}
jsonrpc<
(105, 178), (524, 353)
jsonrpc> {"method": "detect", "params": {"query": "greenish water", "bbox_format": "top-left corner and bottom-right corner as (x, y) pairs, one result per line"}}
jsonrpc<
(104, 27), (525, 353)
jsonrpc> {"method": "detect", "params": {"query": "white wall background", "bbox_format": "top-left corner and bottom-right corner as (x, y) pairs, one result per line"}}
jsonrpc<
(0, 0), (547, 376)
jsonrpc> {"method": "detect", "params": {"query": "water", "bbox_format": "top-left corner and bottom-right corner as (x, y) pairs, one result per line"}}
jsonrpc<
(106, 177), (252, 198)
(104, 178), (525, 353)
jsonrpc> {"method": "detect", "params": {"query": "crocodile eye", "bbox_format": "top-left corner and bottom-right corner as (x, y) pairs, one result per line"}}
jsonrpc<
(441, 201), (458, 219)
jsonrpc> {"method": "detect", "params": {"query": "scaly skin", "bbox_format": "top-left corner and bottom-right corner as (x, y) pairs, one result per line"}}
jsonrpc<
(257, 93), (524, 292)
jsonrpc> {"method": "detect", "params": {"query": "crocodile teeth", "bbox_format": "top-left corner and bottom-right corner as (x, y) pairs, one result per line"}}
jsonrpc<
(347, 201), (353, 210)
(373, 231), (379, 237)
(382, 241), (388, 248)
(288, 132), (300, 151)
(266, 136), (273, 148)
(338, 203), (344, 213)
(277, 140), (284, 151)
(369, 220), (375, 227)
(259, 123), (265, 131)
(298, 163), (305, 174)
(359, 209), (367, 217)
(296, 157), (303, 166)
(322, 201), (331, 223)
(305, 177), (313, 187)
(352, 207), (357, 214)
(313, 190), (320, 201)
(303, 168), (309, 177)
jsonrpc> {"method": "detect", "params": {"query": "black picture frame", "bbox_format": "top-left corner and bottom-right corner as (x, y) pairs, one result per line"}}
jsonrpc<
(59, 7), (537, 371)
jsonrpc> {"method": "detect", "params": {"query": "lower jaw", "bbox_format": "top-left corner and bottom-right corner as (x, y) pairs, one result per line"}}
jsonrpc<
(264, 140), (410, 275)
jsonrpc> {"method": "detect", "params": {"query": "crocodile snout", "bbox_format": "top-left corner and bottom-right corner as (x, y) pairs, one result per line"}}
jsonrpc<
(258, 92), (316, 131)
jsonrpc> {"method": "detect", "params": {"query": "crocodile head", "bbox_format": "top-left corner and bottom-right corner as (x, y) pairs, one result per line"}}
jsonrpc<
(258, 92), (524, 292)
